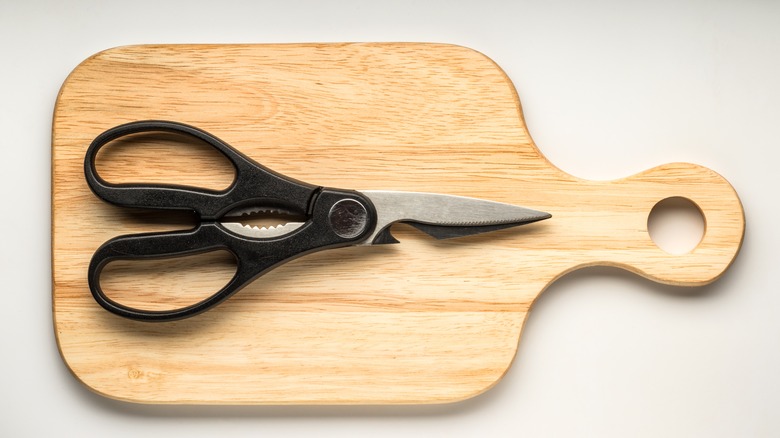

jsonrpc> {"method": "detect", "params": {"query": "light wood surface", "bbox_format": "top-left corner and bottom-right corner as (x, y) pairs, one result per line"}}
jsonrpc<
(52, 43), (744, 404)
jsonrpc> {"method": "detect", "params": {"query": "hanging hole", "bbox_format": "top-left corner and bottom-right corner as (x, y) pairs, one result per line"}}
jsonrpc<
(647, 197), (705, 255)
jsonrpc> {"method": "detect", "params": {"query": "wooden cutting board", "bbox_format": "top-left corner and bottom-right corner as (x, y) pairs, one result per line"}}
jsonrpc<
(52, 43), (744, 404)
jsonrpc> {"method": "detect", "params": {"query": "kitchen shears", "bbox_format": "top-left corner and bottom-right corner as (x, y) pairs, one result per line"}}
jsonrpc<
(85, 121), (551, 322)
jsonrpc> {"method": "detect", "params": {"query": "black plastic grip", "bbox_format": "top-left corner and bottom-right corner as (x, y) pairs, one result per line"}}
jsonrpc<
(84, 120), (318, 220)
(85, 121), (378, 322)
(86, 189), (377, 322)
(87, 224), (250, 321)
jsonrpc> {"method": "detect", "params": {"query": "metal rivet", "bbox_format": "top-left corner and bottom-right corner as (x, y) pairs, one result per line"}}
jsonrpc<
(328, 199), (368, 239)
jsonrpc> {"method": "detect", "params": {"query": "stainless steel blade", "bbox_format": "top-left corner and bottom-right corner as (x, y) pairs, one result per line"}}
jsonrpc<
(360, 190), (550, 245)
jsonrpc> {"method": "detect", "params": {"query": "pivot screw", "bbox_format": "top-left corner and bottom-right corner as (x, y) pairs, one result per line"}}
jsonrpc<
(328, 199), (368, 239)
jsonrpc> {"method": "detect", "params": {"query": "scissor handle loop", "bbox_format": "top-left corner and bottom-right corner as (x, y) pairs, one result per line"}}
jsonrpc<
(84, 120), (317, 220)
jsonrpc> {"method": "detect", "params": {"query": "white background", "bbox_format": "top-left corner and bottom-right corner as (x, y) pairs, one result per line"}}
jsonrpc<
(2, 1), (778, 436)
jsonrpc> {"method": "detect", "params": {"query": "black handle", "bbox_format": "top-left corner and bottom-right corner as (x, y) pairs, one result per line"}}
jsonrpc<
(84, 120), (318, 220)
(87, 189), (378, 322)
(88, 224), (251, 321)
(85, 121), (378, 321)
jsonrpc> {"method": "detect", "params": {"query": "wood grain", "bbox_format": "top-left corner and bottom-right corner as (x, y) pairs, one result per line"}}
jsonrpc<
(52, 43), (745, 404)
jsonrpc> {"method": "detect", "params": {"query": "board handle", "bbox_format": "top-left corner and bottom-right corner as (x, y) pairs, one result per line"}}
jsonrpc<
(566, 162), (745, 287)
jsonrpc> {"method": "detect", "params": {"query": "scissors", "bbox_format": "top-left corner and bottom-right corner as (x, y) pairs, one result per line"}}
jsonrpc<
(85, 120), (551, 322)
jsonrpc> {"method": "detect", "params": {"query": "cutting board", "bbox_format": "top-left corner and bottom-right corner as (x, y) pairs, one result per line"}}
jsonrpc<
(52, 43), (744, 404)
